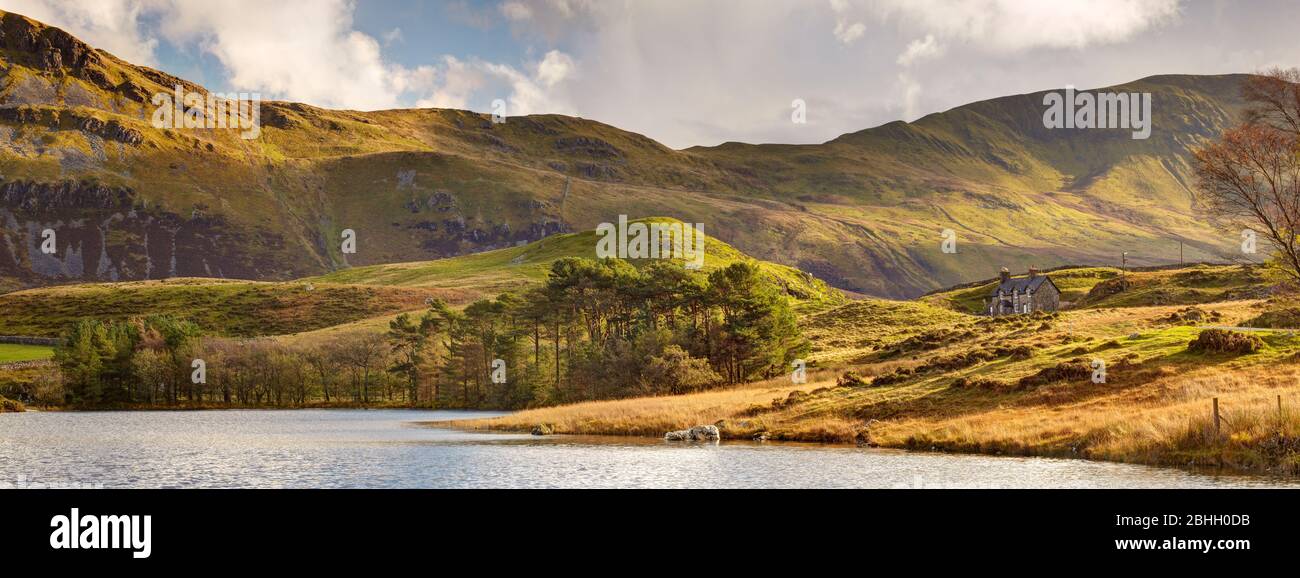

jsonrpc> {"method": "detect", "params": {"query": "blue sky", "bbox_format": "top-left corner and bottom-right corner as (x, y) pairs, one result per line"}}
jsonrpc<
(4, 1), (1300, 148)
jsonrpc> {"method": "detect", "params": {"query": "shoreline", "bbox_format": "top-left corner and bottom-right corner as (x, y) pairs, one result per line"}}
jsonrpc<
(438, 362), (1300, 477)
(436, 417), (1297, 481)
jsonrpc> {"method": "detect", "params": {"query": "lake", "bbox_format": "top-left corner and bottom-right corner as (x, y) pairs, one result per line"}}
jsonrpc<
(0, 409), (1295, 489)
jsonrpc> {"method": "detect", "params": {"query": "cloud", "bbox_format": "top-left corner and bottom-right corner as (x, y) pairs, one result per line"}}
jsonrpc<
(500, 1), (533, 21)
(479, 51), (577, 116)
(872, 0), (1182, 53)
(27, 0), (1297, 153)
(829, 0), (866, 44)
(144, 0), (423, 110)
(897, 34), (942, 66)
(415, 56), (480, 109)
(536, 50), (575, 88)
(382, 27), (404, 46)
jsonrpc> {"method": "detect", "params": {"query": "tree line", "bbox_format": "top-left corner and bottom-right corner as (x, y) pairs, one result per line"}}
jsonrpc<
(48, 258), (808, 409)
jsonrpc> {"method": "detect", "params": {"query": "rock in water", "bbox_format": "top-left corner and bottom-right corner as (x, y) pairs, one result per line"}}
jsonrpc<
(530, 424), (553, 436)
(688, 425), (721, 441)
(664, 425), (721, 441)
(664, 430), (690, 441)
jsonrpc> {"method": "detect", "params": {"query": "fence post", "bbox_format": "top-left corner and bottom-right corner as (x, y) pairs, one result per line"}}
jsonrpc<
(1213, 397), (1221, 438)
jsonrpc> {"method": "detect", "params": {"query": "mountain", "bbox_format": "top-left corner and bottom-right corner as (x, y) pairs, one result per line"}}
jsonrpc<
(0, 9), (1251, 299)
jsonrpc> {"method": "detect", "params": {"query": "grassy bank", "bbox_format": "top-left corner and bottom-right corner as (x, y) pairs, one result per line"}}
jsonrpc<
(450, 299), (1300, 474)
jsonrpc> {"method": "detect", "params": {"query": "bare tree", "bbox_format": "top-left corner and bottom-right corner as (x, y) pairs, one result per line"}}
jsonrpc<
(1194, 68), (1300, 281)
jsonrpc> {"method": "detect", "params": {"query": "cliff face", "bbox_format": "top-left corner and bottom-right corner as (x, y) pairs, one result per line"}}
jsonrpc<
(0, 179), (298, 284)
(0, 9), (1253, 297)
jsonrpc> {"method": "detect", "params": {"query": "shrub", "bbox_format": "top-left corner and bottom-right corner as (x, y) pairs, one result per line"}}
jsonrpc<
(1187, 329), (1263, 355)
(1094, 340), (1121, 351)
(1163, 306), (1222, 325)
(640, 345), (723, 395)
(1017, 360), (1093, 388)
(1008, 345), (1034, 360)
(0, 396), (25, 412)
(837, 371), (869, 387)
(871, 371), (910, 387)
(950, 377), (1004, 390)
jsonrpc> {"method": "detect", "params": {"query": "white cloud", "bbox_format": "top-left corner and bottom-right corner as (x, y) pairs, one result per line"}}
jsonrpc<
(897, 34), (942, 67)
(415, 56), (481, 109)
(500, 1), (533, 21)
(412, 51), (576, 116)
(829, 0), (866, 44)
(145, 0), (418, 110)
(872, 0), (1182, 53)
(536, 50), (574, 88)
(382, 27), (404, 46)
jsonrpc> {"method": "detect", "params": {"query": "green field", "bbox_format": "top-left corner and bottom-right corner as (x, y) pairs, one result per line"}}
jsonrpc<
(0, 343), (54, 363)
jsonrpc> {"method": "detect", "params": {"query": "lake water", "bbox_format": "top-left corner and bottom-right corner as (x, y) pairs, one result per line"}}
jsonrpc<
(1, 409), (1295, 489)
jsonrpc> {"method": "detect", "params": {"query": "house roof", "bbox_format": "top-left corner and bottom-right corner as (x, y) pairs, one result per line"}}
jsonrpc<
(991, 275), (1052, 295)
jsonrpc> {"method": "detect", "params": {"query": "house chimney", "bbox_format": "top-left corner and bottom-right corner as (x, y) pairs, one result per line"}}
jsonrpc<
(999, 267), (1011, 283)
(1028, 266), (1039, 279)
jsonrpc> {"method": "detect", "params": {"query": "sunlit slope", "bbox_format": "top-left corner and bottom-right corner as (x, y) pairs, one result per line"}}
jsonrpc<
(0, 278), (454, 338)
(923, 264), (1277, 314)
(309, 217), (846, 310)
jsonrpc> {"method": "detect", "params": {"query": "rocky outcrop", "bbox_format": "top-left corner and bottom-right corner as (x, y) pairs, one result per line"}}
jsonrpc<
(0, 11), (115, 94)
(0, 180), (308, 284)
(0, 108), (144, 145)
(554, 136), (623, 159)
(664, 425), (721, 442)
(0, 179), (133, 212)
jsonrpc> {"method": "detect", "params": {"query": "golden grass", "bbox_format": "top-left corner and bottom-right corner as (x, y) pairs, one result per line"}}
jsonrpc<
(447, 371), (838, 439)
(884, 364), (1300, 470)
(447, 297), (1300, 473)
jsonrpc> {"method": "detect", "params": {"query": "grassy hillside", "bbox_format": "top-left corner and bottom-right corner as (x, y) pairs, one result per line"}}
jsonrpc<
(0, 9), (1259, 299)
(0, 278), (452, 338)
(0, 218), (843, 340)
(309, 217), (845, 311)
(802, 299), (970, 364)
(923, 264), (1278, 313)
